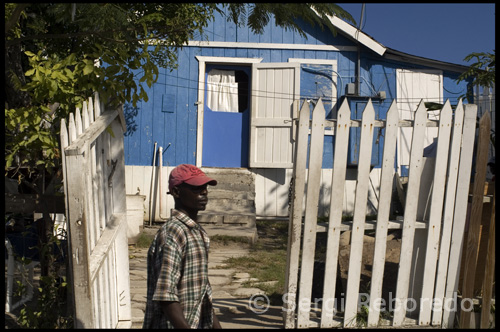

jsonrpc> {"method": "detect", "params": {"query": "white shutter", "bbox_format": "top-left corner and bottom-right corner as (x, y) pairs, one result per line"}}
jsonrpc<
(396, 69), (443, 172)
(249, 63), (300, 168)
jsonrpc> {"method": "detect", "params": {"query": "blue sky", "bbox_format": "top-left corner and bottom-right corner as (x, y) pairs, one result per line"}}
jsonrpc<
(337, 3), (495, 66)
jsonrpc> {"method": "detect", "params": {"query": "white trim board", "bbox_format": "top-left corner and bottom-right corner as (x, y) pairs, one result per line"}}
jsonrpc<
(195, 56), (264, 167)
(188, 40), (357, 52)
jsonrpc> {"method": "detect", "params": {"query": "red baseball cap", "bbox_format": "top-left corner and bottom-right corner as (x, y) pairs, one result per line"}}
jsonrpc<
(168, 164), (217, 193)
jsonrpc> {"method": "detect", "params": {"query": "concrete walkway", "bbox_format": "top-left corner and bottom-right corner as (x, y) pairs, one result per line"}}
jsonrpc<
(128, 246), (283, 329)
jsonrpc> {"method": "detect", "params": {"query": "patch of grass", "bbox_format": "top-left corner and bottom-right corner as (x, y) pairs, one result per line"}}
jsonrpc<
(224, 249), (287, 305)
(210, 234), (251, 246)
(135, 232), (155, 248)
(219, 220), (289, 305)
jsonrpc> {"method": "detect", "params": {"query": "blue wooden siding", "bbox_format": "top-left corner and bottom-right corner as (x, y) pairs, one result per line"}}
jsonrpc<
(123, 7), (471, 168)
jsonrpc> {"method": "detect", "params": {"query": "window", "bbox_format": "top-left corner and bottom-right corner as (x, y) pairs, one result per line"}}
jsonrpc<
(206, 68), (249, 113)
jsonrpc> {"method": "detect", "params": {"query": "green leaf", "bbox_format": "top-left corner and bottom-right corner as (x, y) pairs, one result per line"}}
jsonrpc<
(25, 68), (35, 76)
(83, 63), (94, 75)
(106, 65), (121, 76)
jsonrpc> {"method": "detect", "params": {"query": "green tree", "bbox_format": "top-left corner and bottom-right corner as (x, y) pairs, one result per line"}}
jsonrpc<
(457, 50), (495, 89)
(456, 50), (495, 147)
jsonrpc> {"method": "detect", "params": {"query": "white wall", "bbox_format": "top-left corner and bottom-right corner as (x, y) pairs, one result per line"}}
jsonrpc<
(125, 165), (384, 222)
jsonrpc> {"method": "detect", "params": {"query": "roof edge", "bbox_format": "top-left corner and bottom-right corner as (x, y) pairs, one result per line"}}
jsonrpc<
(318, 11), (386, 56)
(384, 48), (470, 73)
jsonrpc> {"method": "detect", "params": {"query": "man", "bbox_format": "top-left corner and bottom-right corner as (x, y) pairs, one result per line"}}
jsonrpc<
(143, 164), (222, 329)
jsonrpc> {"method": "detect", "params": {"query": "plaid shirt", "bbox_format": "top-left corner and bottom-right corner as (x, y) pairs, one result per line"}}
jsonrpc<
(143, 210), (214, 329)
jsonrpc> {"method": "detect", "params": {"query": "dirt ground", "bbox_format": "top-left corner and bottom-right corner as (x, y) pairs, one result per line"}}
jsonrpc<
(336, 230), (402, 304)
(212, 221), (403, 305)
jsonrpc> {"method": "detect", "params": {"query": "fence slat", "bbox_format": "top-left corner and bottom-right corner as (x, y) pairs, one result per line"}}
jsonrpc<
(68, 113), (77, 144)
(392, 100), (428, 326)
(82, 104), (90, 130)
(480, 189), (495, 328)
(459, 111), (491, 328)
(343, 100), (376, 327)
(418, 100), (453, 325)
(431, 100), (464, 325)
(367, 101), (399, 326)
(297, 99), (326, 328)
(284, 100), (310, 328)
(441, 104), (478, 328)
(65, 145), (93, 327)
(75, 107), (83, 136)
(320, 98), (351, 328)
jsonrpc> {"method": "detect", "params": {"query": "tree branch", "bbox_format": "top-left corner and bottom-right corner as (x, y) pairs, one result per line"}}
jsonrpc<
(4, 3), (30, 35)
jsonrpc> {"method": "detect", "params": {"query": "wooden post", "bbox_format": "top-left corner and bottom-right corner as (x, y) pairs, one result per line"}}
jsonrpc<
(297, 99), (326, 328)
(480, 189), (495, 328)
(459, 111), (491, 328)
(283, 100), (309, 328)
(65, 147), (94, 327)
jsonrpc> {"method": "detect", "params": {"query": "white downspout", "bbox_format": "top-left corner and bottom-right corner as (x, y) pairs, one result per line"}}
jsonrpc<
(149, 142), (157, 226)
(158, 146), (169, 220)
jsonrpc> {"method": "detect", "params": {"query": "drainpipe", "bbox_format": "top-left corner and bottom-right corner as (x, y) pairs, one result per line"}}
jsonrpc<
(158, 146), (169, 220)
(356, 3), (366, 96)
(149, 142), (157, 226)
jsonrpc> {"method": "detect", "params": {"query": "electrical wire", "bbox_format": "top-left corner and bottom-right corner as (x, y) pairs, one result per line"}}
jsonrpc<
(130, 69), (489, 104)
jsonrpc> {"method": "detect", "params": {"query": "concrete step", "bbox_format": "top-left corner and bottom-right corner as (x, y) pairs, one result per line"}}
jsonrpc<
(202, 168), (255, 192)
(208, 189), (255, 201)
(198, 210), (256, 226)
(206, 198), (255, 211)
(202, 224), (258, 244)
(198, 168), (257, 241)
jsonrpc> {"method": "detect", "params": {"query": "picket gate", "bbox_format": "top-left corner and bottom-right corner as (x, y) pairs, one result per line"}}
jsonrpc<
(284, 97), (481, 328)
(60, 93), (131, 328)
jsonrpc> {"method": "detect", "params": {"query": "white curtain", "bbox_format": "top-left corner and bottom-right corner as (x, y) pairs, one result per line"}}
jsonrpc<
(206, 69), (239, 112)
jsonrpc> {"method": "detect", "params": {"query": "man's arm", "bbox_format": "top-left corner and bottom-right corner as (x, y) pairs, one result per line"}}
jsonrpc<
(160, 301), (191, 329)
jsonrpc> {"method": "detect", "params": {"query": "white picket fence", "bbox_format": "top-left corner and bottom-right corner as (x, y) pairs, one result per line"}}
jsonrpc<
(60, 93), (131, 328)
(284, 98), (479, 328)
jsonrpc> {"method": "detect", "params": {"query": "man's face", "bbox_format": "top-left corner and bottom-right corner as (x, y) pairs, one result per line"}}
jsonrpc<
(173, 183), (209, 213)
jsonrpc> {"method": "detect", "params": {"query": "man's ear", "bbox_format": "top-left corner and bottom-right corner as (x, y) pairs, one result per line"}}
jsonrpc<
(170, 186), (180, 199)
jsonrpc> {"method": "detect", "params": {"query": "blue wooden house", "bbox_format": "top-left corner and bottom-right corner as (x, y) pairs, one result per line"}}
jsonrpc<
(122, 8), (472, 232)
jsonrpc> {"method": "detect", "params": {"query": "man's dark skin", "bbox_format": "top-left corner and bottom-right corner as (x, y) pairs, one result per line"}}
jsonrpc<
(160, 183), (222, 329)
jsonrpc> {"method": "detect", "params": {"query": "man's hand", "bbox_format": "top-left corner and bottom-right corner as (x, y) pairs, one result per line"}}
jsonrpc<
(160, 301), (191, 329)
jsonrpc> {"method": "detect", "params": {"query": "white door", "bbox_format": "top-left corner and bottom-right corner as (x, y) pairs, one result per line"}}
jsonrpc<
(249, 63), (300, 168)
(396, 69), (443, 175)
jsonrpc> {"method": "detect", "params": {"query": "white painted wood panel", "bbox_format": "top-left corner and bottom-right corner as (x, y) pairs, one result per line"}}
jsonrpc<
(249, 63), (299, 168)
(61, 94), (131, 328)
(344, 100), (376, 327)
(431, 100), (464, 325)
(418, 100), (452, 325)
(297, 100), (326, 328)
(396, 69), (443, 174)
(283, 100), (310, 328)
(320, 99), (351, 327)
(392, 100), (428, 326)
(368, 101), (399, 326)
(441, 104), (477, 327)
